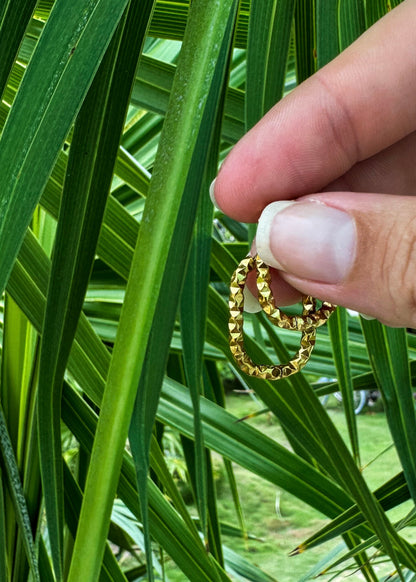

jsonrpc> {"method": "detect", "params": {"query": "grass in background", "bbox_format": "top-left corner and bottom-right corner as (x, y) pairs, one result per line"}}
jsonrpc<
(167, 393), (414, 581)
(222, 395), (416, 581)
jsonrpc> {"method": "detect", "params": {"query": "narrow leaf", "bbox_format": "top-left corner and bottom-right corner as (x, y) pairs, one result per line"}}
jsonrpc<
(63, 462), (129, 582)
(361, 319), (416, 504)
(67, 3), (237, 581)
(0, 0), (37, 100)
(246, 0), (295, 129)
(338, 0), (366, 50)
(316, 0), (339, 67)
(129, 10), (236, 576)
(0, 472), (8, 581)
(37, 22), (128, 578)
(328, 307), (360, 464)
(0, 0), (130, 293)
(298, 473), (410, 552)
(294, 0), (316, 83)
(62, 384), (230, 582)
(0, 404), (40, 582)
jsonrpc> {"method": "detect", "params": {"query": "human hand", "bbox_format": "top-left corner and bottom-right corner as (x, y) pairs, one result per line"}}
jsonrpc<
(211, 0), (416, 327)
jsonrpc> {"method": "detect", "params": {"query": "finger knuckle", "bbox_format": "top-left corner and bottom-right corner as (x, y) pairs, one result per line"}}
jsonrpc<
(313, 69), (362, 165)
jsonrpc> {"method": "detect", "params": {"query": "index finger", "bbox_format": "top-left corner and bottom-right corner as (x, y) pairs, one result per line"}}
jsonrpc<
(214, 0), (416, 223)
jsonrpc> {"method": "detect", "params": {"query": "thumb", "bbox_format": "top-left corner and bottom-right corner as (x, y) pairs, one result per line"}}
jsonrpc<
(255, 192), (416, 327)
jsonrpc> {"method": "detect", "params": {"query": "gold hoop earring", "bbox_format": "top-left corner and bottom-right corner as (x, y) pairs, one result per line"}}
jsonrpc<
(254, 255), (336, 330)
(228, 255), (335, 380)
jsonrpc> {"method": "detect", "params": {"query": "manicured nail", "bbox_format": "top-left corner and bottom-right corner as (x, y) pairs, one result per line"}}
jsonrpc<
(257, 200), (356, 283)
(209, 178), (220, 210)
(243, 286), (262, 313)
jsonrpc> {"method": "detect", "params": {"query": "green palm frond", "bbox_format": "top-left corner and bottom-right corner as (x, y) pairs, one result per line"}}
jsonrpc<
(0, 1), (413, 581)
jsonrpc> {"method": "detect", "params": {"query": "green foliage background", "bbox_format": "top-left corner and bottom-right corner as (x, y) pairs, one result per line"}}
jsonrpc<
(0, 0), (414, 581)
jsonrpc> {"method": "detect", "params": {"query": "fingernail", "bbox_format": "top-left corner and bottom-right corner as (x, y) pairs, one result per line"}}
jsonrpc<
(257, 200), (356, 283)
(349, 309), (376, 321)
(360, 313), (375, 321)
(209, 178), (220, 210)
(256, 201), (296, 270)
(243, 286), (262, 313)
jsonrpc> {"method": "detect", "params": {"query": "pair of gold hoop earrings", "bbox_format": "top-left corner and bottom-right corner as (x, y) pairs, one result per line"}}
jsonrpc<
(228, 255), (336, 380)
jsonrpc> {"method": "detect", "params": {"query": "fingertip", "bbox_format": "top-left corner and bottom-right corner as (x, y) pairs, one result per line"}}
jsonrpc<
(212, 142), (267, 223)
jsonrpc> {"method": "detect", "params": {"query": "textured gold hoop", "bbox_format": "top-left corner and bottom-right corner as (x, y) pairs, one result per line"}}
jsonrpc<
(228, 255), (335, 380)
(254, 255), (336, 330)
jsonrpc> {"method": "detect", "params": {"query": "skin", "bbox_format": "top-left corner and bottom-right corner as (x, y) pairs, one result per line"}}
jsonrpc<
(213, 0), (416, 327)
